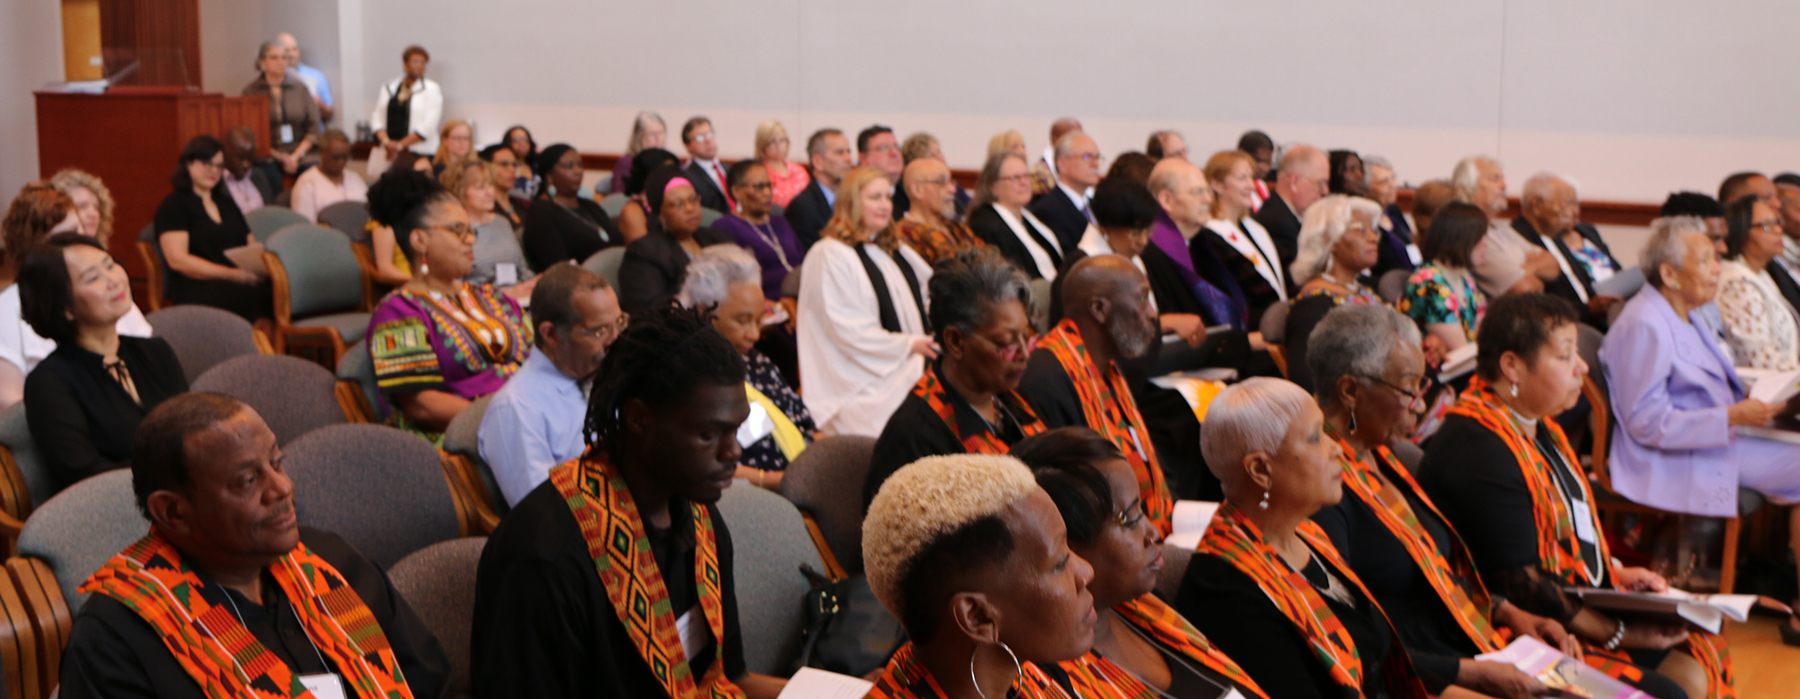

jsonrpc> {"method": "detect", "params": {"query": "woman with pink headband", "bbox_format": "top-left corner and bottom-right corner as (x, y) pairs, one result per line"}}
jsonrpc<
(616, 165), (734, 313)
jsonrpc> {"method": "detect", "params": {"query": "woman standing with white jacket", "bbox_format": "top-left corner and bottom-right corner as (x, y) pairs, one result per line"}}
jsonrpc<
(369, 45), (444, 173)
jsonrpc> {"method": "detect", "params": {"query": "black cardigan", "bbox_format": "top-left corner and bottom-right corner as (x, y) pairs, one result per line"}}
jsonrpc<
(24, 336), (188, 491)
(615, 228), (733, 314)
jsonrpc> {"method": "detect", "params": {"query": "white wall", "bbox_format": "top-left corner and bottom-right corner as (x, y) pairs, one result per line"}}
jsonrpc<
(326, 0), (1800, 203)
(0, 2), (65, 193)
(200, 0), (340, 103)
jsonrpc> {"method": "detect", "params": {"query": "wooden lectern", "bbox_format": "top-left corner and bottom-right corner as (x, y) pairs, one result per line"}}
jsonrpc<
(34, 87), (267, 304)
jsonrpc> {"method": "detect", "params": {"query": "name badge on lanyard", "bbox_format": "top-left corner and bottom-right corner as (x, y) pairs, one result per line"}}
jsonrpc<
(1568, 498), (1598, 547)
(299, 673), (348, 699)
(279, 123), (295, 145)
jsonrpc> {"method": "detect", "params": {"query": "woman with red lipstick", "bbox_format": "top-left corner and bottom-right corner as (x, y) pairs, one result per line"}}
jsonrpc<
(18, 234), (187, 491)
(1177, 377), (1428, 699)
(1015, 427), (1268, 699)
(863, 247), (1046, 511)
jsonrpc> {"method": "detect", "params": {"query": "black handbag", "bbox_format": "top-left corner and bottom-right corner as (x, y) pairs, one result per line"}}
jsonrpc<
(794, 564), (907, 678)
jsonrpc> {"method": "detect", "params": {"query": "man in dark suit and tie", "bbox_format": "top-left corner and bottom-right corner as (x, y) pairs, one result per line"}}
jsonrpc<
(1514, 173), (1625, 327)
(1252, 143), (1328, 269)
(679, 116), (732, 213)
(784, 128), (855, 251)
(1771, 174), (1800, 310)
(1028, 131), (1103, 252)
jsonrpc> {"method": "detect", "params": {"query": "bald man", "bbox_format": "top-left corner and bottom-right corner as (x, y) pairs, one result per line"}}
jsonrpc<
(275, 32), (333, 123)
(1513, 173), (1624, 325)
(1146, 159), (1243, 329)
(1031, 117), (1084, 196)
(1030, 131), (1105, 251)
(1016, 255), (1176, 533)
(893, 159), (983, 265)
(1253, 144), (1328, 267)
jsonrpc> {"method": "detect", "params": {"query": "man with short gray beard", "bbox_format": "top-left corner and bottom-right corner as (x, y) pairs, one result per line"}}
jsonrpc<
(1015, 254), (1178, 534)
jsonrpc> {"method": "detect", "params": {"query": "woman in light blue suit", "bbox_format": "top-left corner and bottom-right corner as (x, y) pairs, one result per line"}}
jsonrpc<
(1600, 215), (1800, 643)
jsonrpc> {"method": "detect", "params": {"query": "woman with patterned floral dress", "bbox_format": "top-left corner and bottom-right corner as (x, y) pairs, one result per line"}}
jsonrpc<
(366, 170), (531, 441)
(1397, 202), (1492, 438)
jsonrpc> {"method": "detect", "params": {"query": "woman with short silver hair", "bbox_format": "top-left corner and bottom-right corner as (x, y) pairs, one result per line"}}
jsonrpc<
(1360, 155), (1418, 279)
(862, 247), (1048, 510)
(1282, 195), (1387, 392)
(681, 245), (816, 489)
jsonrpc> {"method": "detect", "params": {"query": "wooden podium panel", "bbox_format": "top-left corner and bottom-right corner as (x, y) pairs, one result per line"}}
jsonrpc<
(35, 88), (267, 302)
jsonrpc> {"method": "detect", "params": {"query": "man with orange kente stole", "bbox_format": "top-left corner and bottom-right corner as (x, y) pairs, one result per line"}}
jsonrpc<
(1017, 255), (1174, 535)
(470, 304), (787, 699)
(63, 394), (448, 699)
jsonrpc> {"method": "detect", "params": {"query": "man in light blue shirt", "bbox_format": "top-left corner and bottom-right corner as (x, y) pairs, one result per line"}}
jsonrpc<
(479, 264), (623, 506)
(277, 32), (334, 123)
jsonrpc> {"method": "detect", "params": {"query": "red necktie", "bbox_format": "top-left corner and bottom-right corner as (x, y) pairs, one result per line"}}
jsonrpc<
(714, 162), (735, 212)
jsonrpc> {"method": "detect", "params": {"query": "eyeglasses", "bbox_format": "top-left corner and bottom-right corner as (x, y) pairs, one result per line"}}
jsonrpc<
(739, 181), (774, 192)
(1365, 375), (1430, 410)
(998, 173), (1033, 184)
(689, 132), (715, 143)
(1112, 498), (1147, 530)
(1076, 153), (1106, 165)
(917, 177), (953, 187)
(429, 222), (476, 240)
(971, 331), (1037, 362)
(573, 312), (630, 342)
(1754, 219), (1784, 233)
(198, 160), (224, 171)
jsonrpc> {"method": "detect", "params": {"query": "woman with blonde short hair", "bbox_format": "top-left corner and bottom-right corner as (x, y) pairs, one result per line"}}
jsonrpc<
(756, 120), (811, 208)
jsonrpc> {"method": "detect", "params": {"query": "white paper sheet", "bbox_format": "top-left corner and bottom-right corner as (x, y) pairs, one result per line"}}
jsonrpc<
(777, 668), (876, 699)
(1164, 500), (1220, 551)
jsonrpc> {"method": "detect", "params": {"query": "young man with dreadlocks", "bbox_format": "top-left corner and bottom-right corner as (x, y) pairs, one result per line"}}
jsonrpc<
(470, 303), (788, 699)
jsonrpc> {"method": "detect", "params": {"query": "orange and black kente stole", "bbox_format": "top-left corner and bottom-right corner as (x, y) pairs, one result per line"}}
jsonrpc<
(1056, 593), (1270, 699)
(1040, 319), (1172, 534)
(79, 532), (415, 699)
(550, 454), (745, 699)
(912, 364), (1046, 455)
(866, 642), (1073, 699)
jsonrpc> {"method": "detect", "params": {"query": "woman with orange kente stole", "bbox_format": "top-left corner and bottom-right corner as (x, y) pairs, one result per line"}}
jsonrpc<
(863, 453), (1101, 699)
(1013, 427), (1268, 699)
(1175, 378), (1428, 699)
(470, 305), (789, 699)
(865, 248), (1047, 510)
(1420, 293), (1735, 699)
(63, 393), (449, 699)
(1306, 303), (1681, 699)
(1017, 255), (1174, 535)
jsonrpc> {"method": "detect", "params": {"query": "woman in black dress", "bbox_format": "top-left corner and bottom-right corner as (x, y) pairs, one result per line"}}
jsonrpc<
(153, 136), (270, 320)
(521, 143), (621, 270)
(21, 234), (187, 490)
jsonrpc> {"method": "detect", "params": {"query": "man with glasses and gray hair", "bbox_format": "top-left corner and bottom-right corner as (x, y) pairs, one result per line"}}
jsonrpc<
(1029, 130), (1106, 251)
(1253, 143), (1329, 268)
(479, 263), (625, 506)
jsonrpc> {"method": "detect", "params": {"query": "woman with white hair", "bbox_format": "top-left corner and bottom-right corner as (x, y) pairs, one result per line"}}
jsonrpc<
(1281, 195), (1386, 392)
(863, 453), (1097, 698)
(1176, 377), (1428, 699)
(681, 245), (816, 489)
(1359, 156), (1418, 280)
(1601, 215), (1800, 646)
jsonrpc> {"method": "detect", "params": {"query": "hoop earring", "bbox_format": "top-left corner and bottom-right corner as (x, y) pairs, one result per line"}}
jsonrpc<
(969, 641), (1023, 699)
(1259, 491), (1270, 510)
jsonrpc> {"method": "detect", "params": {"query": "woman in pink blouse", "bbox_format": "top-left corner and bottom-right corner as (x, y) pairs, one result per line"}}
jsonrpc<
(756, 120), (811, 208)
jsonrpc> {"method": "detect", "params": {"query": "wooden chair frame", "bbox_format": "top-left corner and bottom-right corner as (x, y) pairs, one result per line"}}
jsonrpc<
(335, 380), (377, 424)
(1582, 375), (1740, 592)
(349, 242), (380, 311)
(437, 451), (500, 536)
(0, 445), (32, 557)
(1267, 345), (1290, 379)
(6, 558), (66, 699)
(0, 558), (40, 699)
(136, 241), (166, 312)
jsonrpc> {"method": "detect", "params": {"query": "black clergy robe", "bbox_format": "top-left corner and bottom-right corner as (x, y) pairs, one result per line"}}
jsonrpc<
(61, 528), (451, 699)
(470, 480), (747, 699)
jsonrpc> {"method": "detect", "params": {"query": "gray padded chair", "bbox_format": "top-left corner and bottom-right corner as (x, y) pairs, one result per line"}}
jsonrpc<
(442, 395), (503, 515)
(699, 208), (724, 227)
(245, 206), (310, 243)
(265, 225), (371, 355)
(1377, 268), (1409, 304)
(336, 339), (387, 422)
(598, 193), (629, 220)
(1028, 277), (1055, 333)
(388, 537), (486, 699)
(715, 484), (823, 676)
(582, 247), (629, 291)
(1155, 542), (1193, 602)
(16, 470), (142, 612)
(1259, 300), (1290, 345)
(148, 305), (263, 384)
(193, 354), (347, 445)
(778, 435), (877, 574)
(780, 263), (803, 299)
(284, 424), (461, 569)
(316, 200), (372, 243)
(0, 403), (55, 518)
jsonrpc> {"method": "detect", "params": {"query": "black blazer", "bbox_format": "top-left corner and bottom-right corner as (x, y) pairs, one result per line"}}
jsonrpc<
(1768, 262), (1800, 314)
(1514, 218), (1625, 326)
(616, 227), (734, 314)
(967, 203), (1063, 280)
(25, 336), (188, 491)
(1369, 204), (1417, 280)
(681, 160), (731, 213)
(784, 180), (833, 252)
(522, 196), (621, 271)
(890, 180), (911, 222)
(1026, 185), (1090, 252)
(1252, 193), (1303, 269)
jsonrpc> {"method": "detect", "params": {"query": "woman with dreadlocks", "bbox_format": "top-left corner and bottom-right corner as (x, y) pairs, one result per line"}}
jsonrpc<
(469, 302), (789, 699)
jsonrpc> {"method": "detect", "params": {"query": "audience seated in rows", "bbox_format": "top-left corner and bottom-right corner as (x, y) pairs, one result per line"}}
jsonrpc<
(20, 233), (187, 490)
(1030, 131), (1104, 252)
(290, 129), (367, 222)
(501, 124), (541, 201)
(607, 112), (661, 195)
(617, 169), (732, 314)
(967, 150), (1064, 281)
(714, 159), (804, 301)
(1145, 129), (1188, 162)
(1090, 175), (1213, 345)
(480, 263), (621, 507)
(680, 116), (732, 213)
(1716, 196), (1799, 370)
(785, 127), (855, 251)
(1147, 158), (1244, 330)
(1016, 255), (1173, 534)
(1030, 117), (1083, 196)
(370, 45), (443, 164)
(1425, 293), (1733, 699)
(1327, 149), (1366, 196)
(796, 167), (934, 437)
(219, 125), (273, 214)
(615, 146), (682, 243)
(60, 393), (449, 698)
(1281, 195), (1386, 392)
(155, 136), (271, 321)
(367, 169), (531, 439)
(1513, 172), (1624, 326)
(522, 143), (621, 270)
(1362, 155), (1419, 280)
(432, 119), (474, 175)
(681, 245), (816, 488)
(892, 157), (981, 266)
(445, 158), (532, 293)
(477, 142), (530, 228)
(864, 248), (1043, 509)
(901, 131), (972, 214)
(276, 31), (334, 123)
(365, 154), (434, 286)
(242, 41), (320, 177)
(857, 125), (906, 219)
(861, 453), (1095, 698)
(1455, 155), (1561, 298)
(1720, 172), (1800, 313)
(471, 304), (788, 698)
(757, 120), (811, 208)
(1399, 201), (1490, 356)
(1253, 143), (1327, 268)
(1200, 149), (1289, 326)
